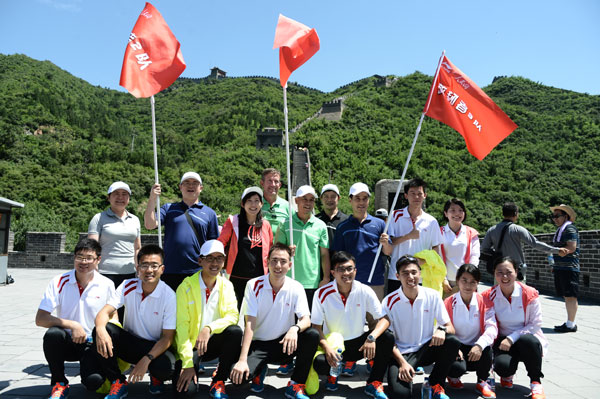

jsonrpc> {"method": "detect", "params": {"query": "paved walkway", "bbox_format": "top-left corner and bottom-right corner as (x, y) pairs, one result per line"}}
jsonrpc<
(1, 268), (598, 398)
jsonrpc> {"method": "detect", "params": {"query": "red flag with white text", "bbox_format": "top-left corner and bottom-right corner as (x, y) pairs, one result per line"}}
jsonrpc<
(120, 2), (186, 98)
(273, 14), (320, 87)
(424, 55), (517, 160)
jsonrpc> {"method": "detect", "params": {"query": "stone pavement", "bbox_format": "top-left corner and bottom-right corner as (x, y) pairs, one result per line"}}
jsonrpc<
(1, 268), (599, 399)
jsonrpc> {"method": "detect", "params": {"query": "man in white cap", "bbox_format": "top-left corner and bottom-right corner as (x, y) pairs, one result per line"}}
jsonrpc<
(330, 183), (392, 376)
(259, 168), (289, 239)
(316, 184), (349, 252)
(144, 172), (219, 291)
(549, 204), (580, 333)
(275, 185), (330, 307)
(174, 240), (242, 398)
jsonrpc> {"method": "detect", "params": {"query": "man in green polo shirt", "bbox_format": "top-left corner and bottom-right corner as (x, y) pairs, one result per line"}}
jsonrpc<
(275, 185), (330, 307)
(260, 168), (290, 239)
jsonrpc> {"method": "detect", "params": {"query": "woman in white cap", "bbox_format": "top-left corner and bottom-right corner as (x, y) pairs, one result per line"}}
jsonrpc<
(439, 198), (480, 298)
(88, 181), (141, 289)
(218, 186), (273, 309)
(549, 204), (580, 333)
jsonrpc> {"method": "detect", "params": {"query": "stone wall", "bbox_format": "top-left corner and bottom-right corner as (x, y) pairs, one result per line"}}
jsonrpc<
(8, 230), (600, 300)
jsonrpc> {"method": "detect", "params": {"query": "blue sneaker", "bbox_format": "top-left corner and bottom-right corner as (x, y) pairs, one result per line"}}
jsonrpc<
(198, 364), (206, 374)
(365, 381), (388, 399)
(250, 365), (267, 393)
(431, 383), (450, 399)
(209, 380), (229, 399)
(276, 361), (294, 375)
(415, 366), (424, 375)
(342, 361), (357, 376)
(148, 375), (164, 395)
(326, 375), (338, 391)
(284, 382), (310, 399)
(104, 380), (128, 399)
(49, 382), (69, 398)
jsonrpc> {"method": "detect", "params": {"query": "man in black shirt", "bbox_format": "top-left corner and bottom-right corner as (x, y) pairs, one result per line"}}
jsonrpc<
(316, 184), (349, 253)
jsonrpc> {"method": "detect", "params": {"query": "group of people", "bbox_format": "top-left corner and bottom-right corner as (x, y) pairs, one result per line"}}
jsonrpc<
(35, 168), (581, 399)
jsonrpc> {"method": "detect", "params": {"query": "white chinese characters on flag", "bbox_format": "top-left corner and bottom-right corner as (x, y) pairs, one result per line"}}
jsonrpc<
(120, 2), (186, 98)
(424, 55), (517, 160)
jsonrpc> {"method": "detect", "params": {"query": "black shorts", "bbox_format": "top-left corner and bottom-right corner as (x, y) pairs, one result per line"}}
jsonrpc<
(553, 268), (579, 298)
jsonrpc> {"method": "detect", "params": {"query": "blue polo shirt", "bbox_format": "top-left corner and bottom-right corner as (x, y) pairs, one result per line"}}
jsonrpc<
(159, 201), (219, 274)
(332, 214), (388, 286)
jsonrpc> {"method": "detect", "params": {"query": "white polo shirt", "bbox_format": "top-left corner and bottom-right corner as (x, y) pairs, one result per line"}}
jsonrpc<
(39, 270), (115, 337)
(382, 286), (449, 354)
(311, 280), (383, 340)
(109, 278), (176, 341)
(440, 224), (480, 281)
(446, 293), (496, 348)
(199, 275), (220, 328)
(487, 284), (526, 340)
(244, 275), (310, 341)
(388, 207), (442, 280)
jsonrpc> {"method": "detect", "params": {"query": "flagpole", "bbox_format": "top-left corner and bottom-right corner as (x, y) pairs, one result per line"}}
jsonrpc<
(150, 95), (162, 248)
(367, 51), (446, 283)
(283, 84), (295, 279)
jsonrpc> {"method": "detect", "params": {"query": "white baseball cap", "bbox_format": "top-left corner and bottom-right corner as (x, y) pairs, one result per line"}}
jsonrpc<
(180, 172), (202, 184)
(349, 182), (370, 197)
(320, 184), (340, 197)
(241, 186), (263, 200)
(296, 185), (317, 198)
(200, 240), (225, 256)
(375, 208), (388, 218)
(107, 181), (131, 195)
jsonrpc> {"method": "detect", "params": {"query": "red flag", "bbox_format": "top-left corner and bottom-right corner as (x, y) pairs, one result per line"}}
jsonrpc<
(424, 55), (517, 160)
(120, 2), (186, 98)
(273, 14), (320, 87)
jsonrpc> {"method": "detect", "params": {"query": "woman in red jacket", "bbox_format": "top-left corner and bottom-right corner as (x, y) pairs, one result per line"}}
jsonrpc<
(444, 264), (497, 398)
(218, 186), (273, 309)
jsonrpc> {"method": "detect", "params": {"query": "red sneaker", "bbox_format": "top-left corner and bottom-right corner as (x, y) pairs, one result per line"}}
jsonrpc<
(447, 377), (464, 389)
(530, 381), (546, 399)
(500, 375), (514, 389)
(476, 380), (496, 398)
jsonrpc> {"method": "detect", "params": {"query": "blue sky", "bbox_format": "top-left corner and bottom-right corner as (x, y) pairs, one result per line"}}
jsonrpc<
(1, 0), (599, 94)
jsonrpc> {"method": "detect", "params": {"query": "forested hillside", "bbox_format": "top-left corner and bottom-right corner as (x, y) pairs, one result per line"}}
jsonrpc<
(1, 54), (598, 250)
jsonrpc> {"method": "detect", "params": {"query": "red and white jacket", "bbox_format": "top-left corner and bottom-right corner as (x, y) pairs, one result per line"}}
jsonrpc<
(482, 282), (548, 355)
(444, 292), (497, 349)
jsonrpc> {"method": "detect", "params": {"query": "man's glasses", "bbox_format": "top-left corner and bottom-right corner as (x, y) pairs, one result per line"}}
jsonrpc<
(138, 263), (163, 270)
(75, 256), (97, 263)
(335, 266), (356, 273)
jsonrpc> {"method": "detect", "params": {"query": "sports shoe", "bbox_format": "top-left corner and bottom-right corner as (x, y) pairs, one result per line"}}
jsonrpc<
(49, 382), (69, 399)
(148, 375), (164, 395)
(250, 365), (267, 393)
(104, 380), (128, 399)
(365, 380), (388, 399)
(366, 359), (374, 373)
(209, 380), (228, 399)
(500, 375), (514, 389)
(284, 382), (310, 399)
(447, 377), (464, 389)
(276, 362), (294, 375)
(415, 366), (425, 375)
(476, 380), (496, 398)
(530, 381), (546, 399)
(342, 361), (357, 376)
(326, 375), (338, 391)
(554, 323), (577, 333)
(431, 383), (450, 399)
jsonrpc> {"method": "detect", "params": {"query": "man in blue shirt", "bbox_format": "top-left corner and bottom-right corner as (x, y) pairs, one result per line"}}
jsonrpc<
(144, 172), (219, 291)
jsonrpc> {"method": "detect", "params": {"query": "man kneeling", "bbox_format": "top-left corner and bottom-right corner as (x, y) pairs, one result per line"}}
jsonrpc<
(230, 243), (320, 399)
(311, 251), (394, 398)
(381, 256), (460, 399)
(93, 244), (177, 398)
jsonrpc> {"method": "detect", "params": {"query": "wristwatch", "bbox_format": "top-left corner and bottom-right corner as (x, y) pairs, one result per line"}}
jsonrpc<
(367, 334), (376, 342)
(145, 353), (155, 361)
(437, 326), (447, 332)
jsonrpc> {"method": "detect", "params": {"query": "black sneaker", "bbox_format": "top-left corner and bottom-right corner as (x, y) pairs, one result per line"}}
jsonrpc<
(554, 323), (577, 333)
